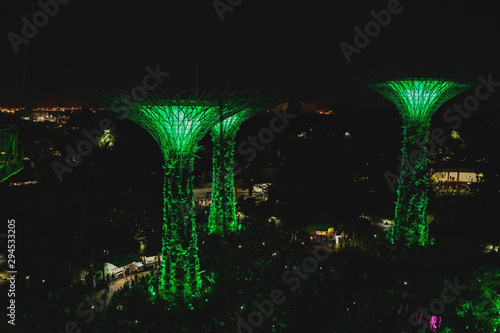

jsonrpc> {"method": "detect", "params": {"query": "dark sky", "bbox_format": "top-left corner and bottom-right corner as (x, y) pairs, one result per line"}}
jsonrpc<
(1, 0), (499, 107)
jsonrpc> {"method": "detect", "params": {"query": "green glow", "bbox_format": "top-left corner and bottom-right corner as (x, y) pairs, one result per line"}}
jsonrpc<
(99, 90), (263, 308)
(455, 268), (500, 331)
(373, 79), (468, 121)
(0, 125), (23, 183)
(208, 117), (238, 235)
(133, 103), (218, 156)
(392, 120), (431, 246)
(370, 78), (469, 246)
(117, 99), (235, 306)
(212, 114), (241, 139)
(209, 109), (265, 235)
(159, 154), (202, 303)
(0, 165), (23, 183)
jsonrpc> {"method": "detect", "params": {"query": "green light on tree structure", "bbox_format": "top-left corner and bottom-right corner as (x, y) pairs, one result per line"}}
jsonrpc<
(0, 124), (23, 182)
(0, 90), (23, 183)
(369, 78), (469, 246)
(454, 267), (500, 331)
(97, 89), (261, 306)
(208, 102), (273, 235)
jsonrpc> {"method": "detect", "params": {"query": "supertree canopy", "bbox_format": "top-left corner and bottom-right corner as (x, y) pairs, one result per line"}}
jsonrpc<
(95, 89), (261, 307)
(0, 124), (23, 183)
(209, 98), (276, 235)
(369, 77), (470, 246)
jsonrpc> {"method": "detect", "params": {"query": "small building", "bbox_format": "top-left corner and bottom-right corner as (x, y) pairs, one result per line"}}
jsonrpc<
(304, 224), (335, 241)
(100, 255), (143, 280)
(140, 254), (162, 268)
(193, 182), (249, 205)
(87, 267), (104, 288)
(434, 169), (479, 183)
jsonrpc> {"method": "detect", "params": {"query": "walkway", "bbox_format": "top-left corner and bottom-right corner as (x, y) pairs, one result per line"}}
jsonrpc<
(88, 270), (155, 305)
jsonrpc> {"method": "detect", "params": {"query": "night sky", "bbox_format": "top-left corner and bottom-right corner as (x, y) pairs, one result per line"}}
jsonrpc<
(3, 2), (500, 331)
(1, 0), (499, 107)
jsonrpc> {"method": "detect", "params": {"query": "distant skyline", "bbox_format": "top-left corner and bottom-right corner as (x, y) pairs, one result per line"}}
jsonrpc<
(1, 0), (499, 108)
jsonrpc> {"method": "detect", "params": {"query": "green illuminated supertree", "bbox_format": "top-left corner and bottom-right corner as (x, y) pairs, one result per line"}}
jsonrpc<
(368, 76), (470, 246)
(97, 89), (260, 306)
(208, 101), (274, 235)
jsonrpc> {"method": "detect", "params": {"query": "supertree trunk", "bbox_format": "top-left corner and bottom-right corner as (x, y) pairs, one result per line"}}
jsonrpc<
(208, 133), (238, 235)
(159, 152), (202, 303)
(392, 119), (431, 246)
(367, 76), (471, 247)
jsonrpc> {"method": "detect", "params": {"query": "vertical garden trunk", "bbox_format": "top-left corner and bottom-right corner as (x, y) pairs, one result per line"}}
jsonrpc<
(208, 134), (238, 234)
(159, 152), (202, 304)
(392, 119), (431, 246)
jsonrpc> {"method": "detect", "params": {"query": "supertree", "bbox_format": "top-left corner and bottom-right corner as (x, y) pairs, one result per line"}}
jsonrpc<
(367, 74), (470, 246)
(208, 98), (276, 235)
(95, 89), (262, 307)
